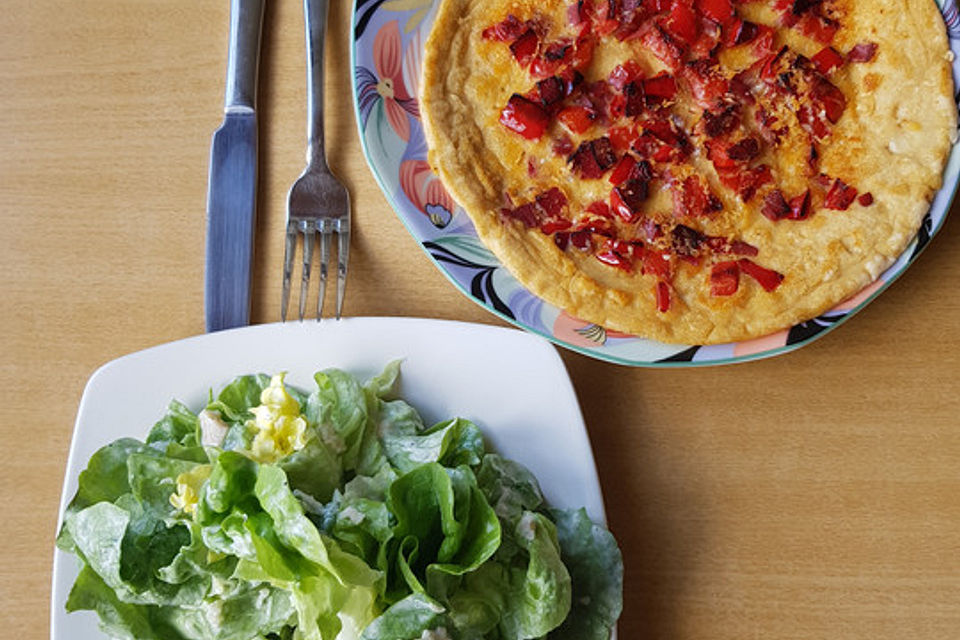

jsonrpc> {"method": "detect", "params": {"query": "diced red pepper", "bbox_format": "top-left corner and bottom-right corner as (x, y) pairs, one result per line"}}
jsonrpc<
(656, 280), (672, 312)
(557, 105), (597, 134)
(529, 41), (573, 78)
(710, 260), (740, 296)
(608, 125), (639, 152)
(811, 78), (847, 123)
(697, 0), (735, 26)
(663, 2), (699, 46)
(500, 94), (550, 140)
(811, 46), (845, 75)
(540, 218), (573, 234)
(596, 248), (634, 270)
(640, 23), (684, 71)
(733, 164), (774, 202)
(482, 15), (527, 42)
(587, 200), (612, 218)
(683, 61), (731, 110)
(858, 192), (874, 206)
(509, 29), (539, 67)
(609, 60), (645, 90)
(672, 175), (723, 218)
(570, 32), (597, 70)
(643, 249), (672, 279)
(799, 14), (838, 45)
(723, 18), (759, 47)
(788, 190), (811, 219)
(738, 259), (784, 291)
(643, 73), (678, 102)
(609, 155), (638, 185)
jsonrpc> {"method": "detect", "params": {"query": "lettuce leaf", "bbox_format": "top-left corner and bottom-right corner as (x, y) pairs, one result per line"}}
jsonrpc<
(58, 363), (622, 640)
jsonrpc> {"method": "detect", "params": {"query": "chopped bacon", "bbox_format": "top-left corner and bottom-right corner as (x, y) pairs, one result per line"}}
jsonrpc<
(569, 136), (619, 179)
(710, 260), (740, 296)
(502, 202), (540, 228)
(824, 178), (858, 210)
(701, 103), (741, 138)
(705, 236), (759, 256)
(761, 189), (790, 221)
(552, 134), (575, 156)
(536, 76), (567, 106)
(535, 187), (568, 217)
(672, 224), (707, 258)
(848, 42), (878, 63)
(610, 177), (650, 222)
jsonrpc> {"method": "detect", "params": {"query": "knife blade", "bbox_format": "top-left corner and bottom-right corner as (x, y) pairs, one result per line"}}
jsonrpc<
(205, 0), (266, 332)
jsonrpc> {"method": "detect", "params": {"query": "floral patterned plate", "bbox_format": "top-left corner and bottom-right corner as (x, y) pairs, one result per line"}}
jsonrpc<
(351, 0), (960, 367)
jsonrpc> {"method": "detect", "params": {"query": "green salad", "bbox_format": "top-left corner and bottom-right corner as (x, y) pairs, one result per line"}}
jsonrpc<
(57, 363), (623, 640)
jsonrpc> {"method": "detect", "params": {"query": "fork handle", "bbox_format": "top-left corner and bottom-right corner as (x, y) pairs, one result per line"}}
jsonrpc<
(224, 0), (266, 112)
(304, 0), (330, 167)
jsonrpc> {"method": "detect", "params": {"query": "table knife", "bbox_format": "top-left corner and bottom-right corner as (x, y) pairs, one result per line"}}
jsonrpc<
(205, 0), (266, 332)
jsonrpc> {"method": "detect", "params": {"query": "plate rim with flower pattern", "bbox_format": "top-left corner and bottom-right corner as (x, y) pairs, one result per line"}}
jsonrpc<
(350, 0), (960, 367)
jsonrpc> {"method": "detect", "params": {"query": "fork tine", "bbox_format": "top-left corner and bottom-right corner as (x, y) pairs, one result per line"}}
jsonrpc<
(299, 223), (315, 321)
(317, 220), (332, 320)
(335, 219), (350, 320)
(281, 222), (298, 322)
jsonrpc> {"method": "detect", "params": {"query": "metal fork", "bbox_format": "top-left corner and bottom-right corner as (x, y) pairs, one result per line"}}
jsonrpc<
(282, 0), (351, 321)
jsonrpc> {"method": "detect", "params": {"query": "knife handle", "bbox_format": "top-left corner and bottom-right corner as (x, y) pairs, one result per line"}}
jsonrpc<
(224, 0), (266, 112)
(304, 0), (330, 167)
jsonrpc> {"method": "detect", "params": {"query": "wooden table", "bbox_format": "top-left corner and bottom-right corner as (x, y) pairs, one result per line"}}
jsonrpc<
(3, 1), (959, 638)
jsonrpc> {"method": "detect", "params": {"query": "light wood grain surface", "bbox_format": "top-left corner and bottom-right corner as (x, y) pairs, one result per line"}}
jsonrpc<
(3, 1), (960, 638)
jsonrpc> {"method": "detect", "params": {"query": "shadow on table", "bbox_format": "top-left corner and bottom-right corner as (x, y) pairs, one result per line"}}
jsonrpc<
(563, 352), (708, 639)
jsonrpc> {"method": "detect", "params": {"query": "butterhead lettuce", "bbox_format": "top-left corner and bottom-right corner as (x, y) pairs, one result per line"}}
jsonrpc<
(57, 364), (622, 640)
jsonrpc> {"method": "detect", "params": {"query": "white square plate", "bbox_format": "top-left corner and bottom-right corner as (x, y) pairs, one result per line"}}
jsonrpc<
(51, 317), (609, 639)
